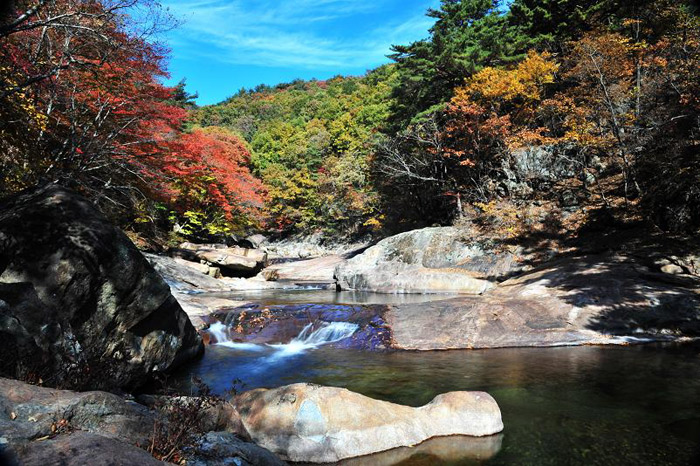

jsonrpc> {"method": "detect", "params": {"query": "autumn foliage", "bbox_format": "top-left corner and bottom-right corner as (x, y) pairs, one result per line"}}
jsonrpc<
(1, 0), (699, 241)
(377, 1), (700, 234)
(0, 0), (264, 238)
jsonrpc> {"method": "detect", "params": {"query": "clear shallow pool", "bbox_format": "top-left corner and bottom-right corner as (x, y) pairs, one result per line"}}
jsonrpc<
(202, 288), (457, 306)
(176, 339), (700, 465)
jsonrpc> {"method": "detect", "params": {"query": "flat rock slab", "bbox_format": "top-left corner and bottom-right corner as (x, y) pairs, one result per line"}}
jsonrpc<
(234, 383), (503, 463)
(263, 255), (346, 282)
(387, 254), (700, 349)
(174, 242), (267, 277)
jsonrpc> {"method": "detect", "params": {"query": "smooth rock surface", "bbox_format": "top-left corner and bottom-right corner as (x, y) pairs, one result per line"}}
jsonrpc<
(145, 253), (299, 328)
(0, 377), (156, 447)
(387, 254), (700, 349)
(263, 255), (351, 282)
(246, 234), (267, 249)
(234, 383), (503, 463)
(263, 234), (369, 260)
(145, 252), (242, 328)
(0, 185), (203, 390)
(335, 227), (516, 294)
(12, 431), (166, 466)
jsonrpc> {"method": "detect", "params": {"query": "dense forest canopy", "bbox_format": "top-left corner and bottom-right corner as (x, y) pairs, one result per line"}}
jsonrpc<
(1, 0), (699, 244)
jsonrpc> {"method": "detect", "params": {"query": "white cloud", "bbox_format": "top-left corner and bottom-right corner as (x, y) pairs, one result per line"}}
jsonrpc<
(162, 0), (435, 69)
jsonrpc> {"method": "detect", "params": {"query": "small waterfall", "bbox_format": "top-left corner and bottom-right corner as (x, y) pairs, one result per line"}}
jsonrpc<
(209, 322), (230, 344)
(268, 322), (359, 357)
(208, 322), (265, 351)
(208, 320), (359, 357)
(291, 322), (359, 346)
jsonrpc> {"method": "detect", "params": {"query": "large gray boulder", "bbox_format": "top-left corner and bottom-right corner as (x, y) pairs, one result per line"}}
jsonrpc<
(0, 185), (203, 390)
(234, 383), (503, 463)
(335, 227), (519, 294)
(0, 377), (156, 449)
(10, 432), (167, 466)
(0, 377), (285, 466)
(387, 253), (700, 349)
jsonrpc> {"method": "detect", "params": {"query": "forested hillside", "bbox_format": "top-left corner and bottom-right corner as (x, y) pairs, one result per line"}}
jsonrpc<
(191, 67), (397, 235)
(1, 0), (699, 244)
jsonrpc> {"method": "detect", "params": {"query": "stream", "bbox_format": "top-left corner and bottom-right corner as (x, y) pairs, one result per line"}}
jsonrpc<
(175, 290), (700, 466)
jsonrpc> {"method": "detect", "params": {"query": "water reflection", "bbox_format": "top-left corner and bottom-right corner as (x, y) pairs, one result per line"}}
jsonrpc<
(313, 434), (504, 466)
(175, 342), (700, 465)
(203, 288), (457, 306)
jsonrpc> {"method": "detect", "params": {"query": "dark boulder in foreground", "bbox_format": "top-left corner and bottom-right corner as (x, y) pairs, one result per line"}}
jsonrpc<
(0, 377), (285, 466)
(0, 185), (203, 391)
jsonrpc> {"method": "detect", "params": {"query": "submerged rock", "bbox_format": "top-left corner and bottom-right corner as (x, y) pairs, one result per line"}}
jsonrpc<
(333, 434), (503, 466)
(209, 304), (391, 351)
(387, 253), (700, 349)
(0, 185), (203, 390)
(335, 227), (518, 294)
(234, 383), (503, 463)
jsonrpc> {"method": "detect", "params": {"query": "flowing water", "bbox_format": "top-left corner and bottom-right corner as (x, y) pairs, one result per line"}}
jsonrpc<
(177, 294), (700, 466)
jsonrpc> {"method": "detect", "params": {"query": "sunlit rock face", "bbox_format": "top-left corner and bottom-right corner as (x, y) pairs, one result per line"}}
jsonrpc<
(172, 242), (267, 277)
(234, 383), (503, 463)
(387, 254), (700, 350)
(335, 226), (519, 294)
(0, 184), (203, 391)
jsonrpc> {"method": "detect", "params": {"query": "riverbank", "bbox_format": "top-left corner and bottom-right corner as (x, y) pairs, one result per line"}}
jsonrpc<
(159, 225), (700, 350)
(2, 185), (699, 465)
(177, 341), (700, 466)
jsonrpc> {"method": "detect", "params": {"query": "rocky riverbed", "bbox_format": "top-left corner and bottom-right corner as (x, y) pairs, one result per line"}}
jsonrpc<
(2, 184), (700, 465)
(0, 185), (510, 465)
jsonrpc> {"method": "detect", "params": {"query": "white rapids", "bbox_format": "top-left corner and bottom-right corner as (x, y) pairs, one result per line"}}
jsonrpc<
(207, 321), (359, 358)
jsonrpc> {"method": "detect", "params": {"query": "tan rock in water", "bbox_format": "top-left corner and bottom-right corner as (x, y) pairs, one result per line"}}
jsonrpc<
(334, 226), (519, 294)
(234, 383), (503, 463)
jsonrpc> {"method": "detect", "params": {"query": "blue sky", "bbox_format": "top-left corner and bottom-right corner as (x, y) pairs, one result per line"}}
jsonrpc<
(159, 0), (440, 105)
